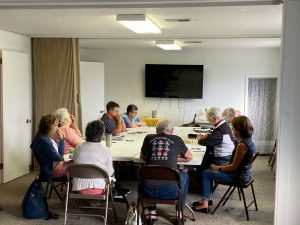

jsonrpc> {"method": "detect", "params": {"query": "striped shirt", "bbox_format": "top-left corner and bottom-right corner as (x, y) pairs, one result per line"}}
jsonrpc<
(72, 142), (114, 191)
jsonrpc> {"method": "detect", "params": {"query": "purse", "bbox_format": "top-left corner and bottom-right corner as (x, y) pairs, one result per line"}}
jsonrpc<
(125, 202), (142, 225)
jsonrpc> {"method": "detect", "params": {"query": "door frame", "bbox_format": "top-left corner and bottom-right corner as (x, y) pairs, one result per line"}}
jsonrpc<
(0, 55), (3, 183)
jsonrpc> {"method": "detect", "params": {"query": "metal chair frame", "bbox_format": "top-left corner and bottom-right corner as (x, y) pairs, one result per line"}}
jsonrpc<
(137, 165), (184, 225)
(211, 152), (259, 221)
(64, 164), (118, 225)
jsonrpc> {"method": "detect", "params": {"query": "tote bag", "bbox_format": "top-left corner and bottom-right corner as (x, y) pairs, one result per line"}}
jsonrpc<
(22, 177), (49, 219)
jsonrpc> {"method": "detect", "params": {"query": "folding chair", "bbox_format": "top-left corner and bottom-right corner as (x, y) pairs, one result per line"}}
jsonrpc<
(64, 164), (118, 225)
(38, 175), (67, 202)
(33, 152), (67, 203)
(137, 165), (184, 225)
(268, 140), (277, 169)
(211, 152), (259, 221)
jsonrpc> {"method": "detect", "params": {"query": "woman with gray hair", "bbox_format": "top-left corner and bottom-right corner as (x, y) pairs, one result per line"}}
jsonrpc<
(222, 107), (237, 125)
(72, 120), (114, 195)
(54, 107), (83, 154)
(140, 119), (193, 225)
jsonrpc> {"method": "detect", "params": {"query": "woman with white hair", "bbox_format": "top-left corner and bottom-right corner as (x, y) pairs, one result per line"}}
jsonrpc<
(54, 107), (83, 154)
(197, 107), (235, 167)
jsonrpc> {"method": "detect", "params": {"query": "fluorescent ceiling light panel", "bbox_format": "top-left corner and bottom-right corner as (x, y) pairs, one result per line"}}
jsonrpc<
(116, 14), (161, 34)
(156, 40), (182, 50)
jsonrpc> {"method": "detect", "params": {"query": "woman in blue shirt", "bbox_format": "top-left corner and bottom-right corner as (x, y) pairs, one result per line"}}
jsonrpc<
(122, 104), (146, 128)
(31, 114), (68, 181)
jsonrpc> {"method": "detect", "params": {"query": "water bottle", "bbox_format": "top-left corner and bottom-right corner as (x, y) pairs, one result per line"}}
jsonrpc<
(105, 133), (112, 147)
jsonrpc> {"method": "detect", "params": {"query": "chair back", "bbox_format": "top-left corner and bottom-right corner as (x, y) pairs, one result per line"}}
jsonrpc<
(137, 165), (180, 183)
(246, 152), (259, 167)
(66, 164), (109, 182)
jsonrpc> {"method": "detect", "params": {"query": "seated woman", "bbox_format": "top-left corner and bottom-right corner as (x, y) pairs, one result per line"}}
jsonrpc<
(192, 116), (255, 213)
(72, 120), (114, 195)
(30, 114), (68, 180)
(122, 104), (146, 128)
(140, 119), (193, 225)
(54, 107), (83, 154)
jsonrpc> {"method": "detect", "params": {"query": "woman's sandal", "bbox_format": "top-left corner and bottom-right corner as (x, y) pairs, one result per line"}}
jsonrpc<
(191, 206), (209, 214)
(145, 213), (158, 225)
(192, 199), (213, 206)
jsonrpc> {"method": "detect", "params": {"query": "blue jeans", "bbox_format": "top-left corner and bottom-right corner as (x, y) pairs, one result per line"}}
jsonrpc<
(214, 155), (232, 166)
(142, 171), (189, 210)
(200, 169), (236, 199)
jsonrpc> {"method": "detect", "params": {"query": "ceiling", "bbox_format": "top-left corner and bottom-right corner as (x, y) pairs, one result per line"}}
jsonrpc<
(0, 0), (283, 49)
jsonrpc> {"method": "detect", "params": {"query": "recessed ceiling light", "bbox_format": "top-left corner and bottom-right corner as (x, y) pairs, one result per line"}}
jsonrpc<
(116, 14), (161, 34)
(155, 40), (181, 50)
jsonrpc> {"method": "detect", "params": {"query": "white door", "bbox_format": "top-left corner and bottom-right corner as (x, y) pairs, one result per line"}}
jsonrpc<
(80, 61), (104, 137)
(1, 50), (31, 183)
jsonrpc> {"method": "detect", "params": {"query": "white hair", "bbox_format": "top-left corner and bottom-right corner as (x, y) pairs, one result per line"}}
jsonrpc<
(223, 107), (236, 117)
(206, 107), (222, 120)
(53, 107), (70, 126)
(156, 119), (173, 134)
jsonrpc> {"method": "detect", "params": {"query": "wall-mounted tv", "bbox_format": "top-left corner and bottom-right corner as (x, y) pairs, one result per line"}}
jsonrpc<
(145, 64), (203, 99)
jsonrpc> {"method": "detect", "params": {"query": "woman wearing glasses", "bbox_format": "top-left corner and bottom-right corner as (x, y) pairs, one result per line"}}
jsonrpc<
(122, 104), (146, 128)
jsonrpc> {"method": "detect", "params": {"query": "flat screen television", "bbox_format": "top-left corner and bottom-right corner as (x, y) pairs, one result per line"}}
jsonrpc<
(145, 64), (203, 99)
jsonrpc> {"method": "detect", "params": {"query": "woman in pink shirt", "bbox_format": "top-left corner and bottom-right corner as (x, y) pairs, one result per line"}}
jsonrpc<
(54, 108), (83, 154)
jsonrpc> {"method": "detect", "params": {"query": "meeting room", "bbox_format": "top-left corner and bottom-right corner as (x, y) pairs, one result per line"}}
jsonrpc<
(0, 0), (299, 225)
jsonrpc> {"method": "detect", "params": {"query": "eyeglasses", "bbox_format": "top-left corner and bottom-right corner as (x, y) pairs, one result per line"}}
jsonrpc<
(131, 111), (138, 114)
(111, 109), (119, 113)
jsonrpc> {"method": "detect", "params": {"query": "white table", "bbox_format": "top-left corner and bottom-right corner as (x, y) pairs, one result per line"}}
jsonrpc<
(106, 126), (206, 166)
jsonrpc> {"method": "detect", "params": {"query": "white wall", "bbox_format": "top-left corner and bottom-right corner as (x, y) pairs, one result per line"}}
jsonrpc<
(276, 1), (300, 224)
(0, 30), (31, 52)
(80, 47), (280, 125)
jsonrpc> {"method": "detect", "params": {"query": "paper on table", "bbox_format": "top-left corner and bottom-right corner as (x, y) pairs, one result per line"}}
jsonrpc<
(191, 147), (206, 152)
(127, 126), (150, 134)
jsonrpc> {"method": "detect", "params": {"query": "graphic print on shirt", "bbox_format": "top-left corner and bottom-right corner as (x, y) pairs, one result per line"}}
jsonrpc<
(150, 137), (174, 161)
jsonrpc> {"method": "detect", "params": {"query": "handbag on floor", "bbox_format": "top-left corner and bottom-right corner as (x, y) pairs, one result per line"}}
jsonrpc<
(125, 202), (142, 225)
(22, 176), (58, 220)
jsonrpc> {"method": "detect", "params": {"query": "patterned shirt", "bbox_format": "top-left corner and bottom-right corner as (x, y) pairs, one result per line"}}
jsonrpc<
(101, 113), (117, 133)
(141, 133), (188, 169)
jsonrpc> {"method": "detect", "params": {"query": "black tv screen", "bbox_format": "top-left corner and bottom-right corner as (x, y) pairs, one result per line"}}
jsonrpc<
(145, 64), (203, 99)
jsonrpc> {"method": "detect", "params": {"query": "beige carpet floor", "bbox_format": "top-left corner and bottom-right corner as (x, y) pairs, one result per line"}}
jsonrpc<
(0, 155), (275, 225)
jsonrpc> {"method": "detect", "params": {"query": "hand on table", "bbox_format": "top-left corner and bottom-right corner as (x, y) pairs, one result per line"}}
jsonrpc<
(197, 133), (208, 140)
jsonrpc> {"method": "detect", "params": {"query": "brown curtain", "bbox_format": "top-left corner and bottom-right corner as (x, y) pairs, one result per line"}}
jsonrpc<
(32, 38), (81, 169)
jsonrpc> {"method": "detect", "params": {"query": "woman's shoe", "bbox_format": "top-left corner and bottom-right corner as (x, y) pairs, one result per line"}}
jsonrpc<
(176, 218), (184, 225)
(191, 206), (209, 214)
(146, 218), (157, 225)
(192, 200), (213, 206)
(145, 213), (158, 225)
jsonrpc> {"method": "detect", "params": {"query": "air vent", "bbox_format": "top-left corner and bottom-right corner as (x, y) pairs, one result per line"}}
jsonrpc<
(184, 41), (203, 44)
(164, 18), (191, 22)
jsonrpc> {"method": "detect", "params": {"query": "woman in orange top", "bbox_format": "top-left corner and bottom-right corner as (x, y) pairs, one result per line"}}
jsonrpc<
(54, 108), (83, 154)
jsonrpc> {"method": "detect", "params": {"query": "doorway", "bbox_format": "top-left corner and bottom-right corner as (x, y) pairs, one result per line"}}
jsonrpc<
(0, 56), (2, 183)
(245, 76), (278, 154)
